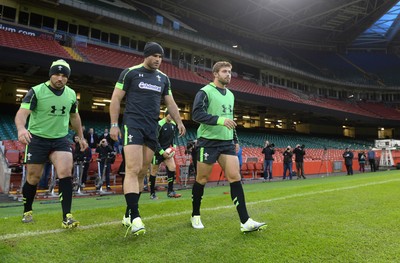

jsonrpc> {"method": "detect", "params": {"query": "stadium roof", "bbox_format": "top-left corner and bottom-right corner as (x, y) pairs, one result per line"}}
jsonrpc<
(352, 1), (400, 48)
(131, 0), (400, 51)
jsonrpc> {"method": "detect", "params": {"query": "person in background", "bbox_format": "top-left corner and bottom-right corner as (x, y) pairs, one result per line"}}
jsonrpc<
(86, 128), (99, 149)
(96, 138), (116, 191)
(149, 110), (181, 200)
(73, 135), (92, 188)
(343, 147), (354, 175)
(99, 128), (113, 145)
(367, 147), (376, 172)
(38, 161), (52, 190)
(261, 140), (275, 181)
(293, 144), (306, 179)
(358, 150), (366, 173)
(82, 125), (88, 140)
(185, 140), (198, 178)
(282, 146), (293, 180)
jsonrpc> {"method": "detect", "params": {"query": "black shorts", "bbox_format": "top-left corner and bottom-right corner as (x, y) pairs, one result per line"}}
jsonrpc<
(123, 126), (157, 152)
(25, 134), (72, 164)
(151, 152), (165, 165)
(197, 144), (236, 164)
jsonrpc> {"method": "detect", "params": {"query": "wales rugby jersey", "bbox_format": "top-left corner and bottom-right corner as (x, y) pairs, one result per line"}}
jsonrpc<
(20, 81), (77, 139)
(115, 64), (170, 129)
(155, 117), (177, 154)
(192, 82), (238, 147)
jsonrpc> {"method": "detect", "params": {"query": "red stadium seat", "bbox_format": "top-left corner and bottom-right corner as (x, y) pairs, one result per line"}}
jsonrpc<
(240, 163), (249, 178)
(5, 149), (21, 167)
(254, 163), (264, 178)
(246, 162), (256, 179)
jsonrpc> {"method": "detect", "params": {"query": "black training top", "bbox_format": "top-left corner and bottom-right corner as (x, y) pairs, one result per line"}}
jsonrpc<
(155, 118), (177, 154)
(115, 64), (170, 130)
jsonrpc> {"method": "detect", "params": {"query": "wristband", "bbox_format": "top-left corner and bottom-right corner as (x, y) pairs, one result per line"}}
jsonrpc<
(111, 123), (118, 128)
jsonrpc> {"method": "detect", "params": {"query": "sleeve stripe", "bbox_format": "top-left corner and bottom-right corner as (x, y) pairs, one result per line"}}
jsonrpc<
(115, 82), (124, 90)
(20, 103), (30, 109)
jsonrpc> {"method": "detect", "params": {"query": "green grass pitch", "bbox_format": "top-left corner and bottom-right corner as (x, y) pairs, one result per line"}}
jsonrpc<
(1, 171), (400, 262)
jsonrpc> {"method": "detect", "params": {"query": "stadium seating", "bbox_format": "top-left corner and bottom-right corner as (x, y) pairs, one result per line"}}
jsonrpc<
(76, 44), (206, 84)
(254, 162), (264, 178)
(5, 149), (21, 167)
(2, 29), (399, 120)
(357, 101), (400, 120)
(0, 30), (72, 59)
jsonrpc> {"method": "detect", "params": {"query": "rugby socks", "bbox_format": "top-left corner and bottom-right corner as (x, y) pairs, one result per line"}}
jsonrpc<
(149, 175), (156, 194)
(125, 206), (130, 218)
(124, 192), (141, 218)
(166, 168), (175, 193)
(58, 177), (73, 219)
(125, 192), (140, 222)
(191, 181), (205, 216)
(22, 182), (37, 212)
(230, 181), (250, 224)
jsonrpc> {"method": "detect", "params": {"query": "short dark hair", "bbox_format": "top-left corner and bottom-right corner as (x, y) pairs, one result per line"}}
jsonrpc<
(212, 61), (232, 74)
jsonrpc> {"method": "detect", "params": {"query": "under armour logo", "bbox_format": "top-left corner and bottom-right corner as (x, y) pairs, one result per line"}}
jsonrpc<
(156, 75), (161, 82)
(222, 104), (233, 113)
(203, 152), (209, 161)
(50, 106), (66, 114)
(139, 74), (144, 77)
(128, 134), (133, 143)
(27, 153), (32, 161)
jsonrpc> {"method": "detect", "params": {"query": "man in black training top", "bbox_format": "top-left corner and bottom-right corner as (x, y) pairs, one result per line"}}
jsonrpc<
(190, 61), (267, 233)
(149, 110), (182, 200)
(15, 59), (87, 228)
(109, 42), (186, 236)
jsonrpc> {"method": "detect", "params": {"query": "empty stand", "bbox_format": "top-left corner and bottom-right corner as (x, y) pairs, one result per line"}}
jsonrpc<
(357, 101), (400, 120)
(76, 44), (206, 84)
(76, 44), (142, 68)
(0, 30), (72, 59)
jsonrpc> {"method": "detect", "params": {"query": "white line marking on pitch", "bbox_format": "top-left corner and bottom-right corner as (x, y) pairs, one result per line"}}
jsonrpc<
(1, 178), (399, 241)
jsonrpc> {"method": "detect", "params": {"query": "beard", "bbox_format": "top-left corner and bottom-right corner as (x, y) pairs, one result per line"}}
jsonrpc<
(218, 77), (230, 86)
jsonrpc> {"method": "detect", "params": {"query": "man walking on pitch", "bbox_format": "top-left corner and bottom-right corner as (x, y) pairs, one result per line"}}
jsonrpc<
(15, 59), (87, 228)
(190, 61), (266, 232)
(149, 110), (182, 200)
(110, 42), (185, 236)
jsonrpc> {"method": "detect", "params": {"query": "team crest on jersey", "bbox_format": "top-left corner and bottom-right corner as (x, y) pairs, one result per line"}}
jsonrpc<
(156, 75), (161, 82)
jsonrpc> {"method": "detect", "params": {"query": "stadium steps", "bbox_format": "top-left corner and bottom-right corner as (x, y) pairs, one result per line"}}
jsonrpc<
(63, 46), (85, 62)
